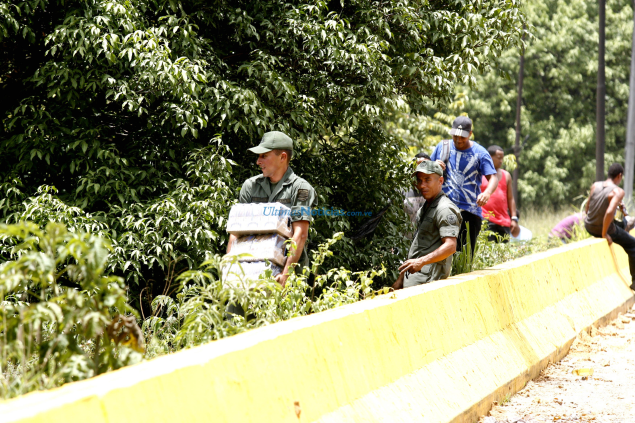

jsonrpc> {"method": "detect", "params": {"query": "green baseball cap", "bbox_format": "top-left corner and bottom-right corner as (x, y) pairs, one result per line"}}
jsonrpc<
(413, 160), (443, 176)
(248, 131), (294, 154)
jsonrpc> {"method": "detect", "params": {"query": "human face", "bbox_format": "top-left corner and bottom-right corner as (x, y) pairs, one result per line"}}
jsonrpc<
(452, 132), (472, 151)
(491, 150), (504, 170)
(415, 172), (444, 200)
(256, 151), (286, 179)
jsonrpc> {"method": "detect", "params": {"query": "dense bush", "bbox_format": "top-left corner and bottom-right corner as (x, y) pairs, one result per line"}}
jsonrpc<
(0, 224), (387, 396)
(143, 232), (388, 357)
(1, 0), (525, 305)
(0, 0), (527, 397)
(0, 222), (143, 399)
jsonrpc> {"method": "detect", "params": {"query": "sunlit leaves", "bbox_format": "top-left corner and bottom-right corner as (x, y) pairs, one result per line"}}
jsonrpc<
(0, 222), (143, 399)
(466, 0), (632, 206)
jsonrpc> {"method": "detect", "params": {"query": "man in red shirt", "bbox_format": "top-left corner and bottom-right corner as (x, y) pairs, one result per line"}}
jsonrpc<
(480, 145), (518, 242)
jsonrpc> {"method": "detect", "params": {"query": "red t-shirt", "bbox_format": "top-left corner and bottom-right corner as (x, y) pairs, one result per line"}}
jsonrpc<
(481, 171), (511, 227)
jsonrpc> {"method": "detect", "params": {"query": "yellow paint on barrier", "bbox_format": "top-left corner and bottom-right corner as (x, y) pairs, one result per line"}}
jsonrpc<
(0, 238), (632, 423)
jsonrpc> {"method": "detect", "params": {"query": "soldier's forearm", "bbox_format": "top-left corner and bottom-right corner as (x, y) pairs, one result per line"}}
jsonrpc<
(283, 238), (305, 273)
(421, 238), (457, 266)
(282, 221), (309, 275)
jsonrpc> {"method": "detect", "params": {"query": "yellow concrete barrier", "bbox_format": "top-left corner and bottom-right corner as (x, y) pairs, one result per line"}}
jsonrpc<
(0, 238), (632, 423)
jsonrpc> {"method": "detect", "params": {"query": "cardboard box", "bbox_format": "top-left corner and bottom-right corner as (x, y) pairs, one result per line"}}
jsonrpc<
(227, 234), (288, 267)
(226, 202), (293, 238)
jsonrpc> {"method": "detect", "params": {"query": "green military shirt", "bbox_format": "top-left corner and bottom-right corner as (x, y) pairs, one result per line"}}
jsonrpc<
(404, 191), (461, 287)
(238, 166), (317, 268)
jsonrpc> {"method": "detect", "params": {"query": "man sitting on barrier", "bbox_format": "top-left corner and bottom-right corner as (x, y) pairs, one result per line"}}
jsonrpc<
(584, 163), (635, 290)
(393, 161), (462, 289)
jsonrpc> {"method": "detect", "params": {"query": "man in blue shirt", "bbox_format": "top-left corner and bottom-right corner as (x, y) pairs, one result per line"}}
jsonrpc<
(431, 116), (499, 255)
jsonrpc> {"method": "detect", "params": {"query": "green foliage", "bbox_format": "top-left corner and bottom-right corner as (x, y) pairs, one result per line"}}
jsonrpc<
(503, 153), (517, 172)
(143, 232), (388, 357)
(465, 0), (633, 207)
(1, 144), (236, 314)
(452, 220), (592, 276)
(0, 222), (143, 399)
(386, 92), (470, 155)
(0, 0), (525, 295)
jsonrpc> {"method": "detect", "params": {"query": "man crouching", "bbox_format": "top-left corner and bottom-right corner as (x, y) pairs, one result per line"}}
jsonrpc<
(394, 160), (462, 289)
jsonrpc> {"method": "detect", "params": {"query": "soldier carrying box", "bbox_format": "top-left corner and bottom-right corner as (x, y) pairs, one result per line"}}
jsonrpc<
(226, 131), (317, 287)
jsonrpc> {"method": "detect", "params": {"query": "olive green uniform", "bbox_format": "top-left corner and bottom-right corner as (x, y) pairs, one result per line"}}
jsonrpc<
(404, 191), (461, 287)
(238, 166), (317, 268)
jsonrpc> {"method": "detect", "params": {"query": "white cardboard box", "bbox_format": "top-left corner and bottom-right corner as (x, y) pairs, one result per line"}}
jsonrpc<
(227, 234), (288, 267)
(226, 202), (293, 238)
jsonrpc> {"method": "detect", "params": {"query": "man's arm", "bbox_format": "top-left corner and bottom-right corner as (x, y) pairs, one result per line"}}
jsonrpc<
(276, 220), (310, 287)
(476, 173), (499, 207)
(585, 184), (596, 214)
(505, 170), (518, 233)
(602, 187), (625, 244)
(398, 237), (457, 276)
(430, 143), (446, 170)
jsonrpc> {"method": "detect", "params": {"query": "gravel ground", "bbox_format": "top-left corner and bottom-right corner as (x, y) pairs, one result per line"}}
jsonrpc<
(480, 306), (635, 423)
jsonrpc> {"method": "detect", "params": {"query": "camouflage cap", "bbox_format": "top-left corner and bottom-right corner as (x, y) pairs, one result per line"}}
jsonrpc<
(413, 160), (443, 177)
(248, 131), (294, 154)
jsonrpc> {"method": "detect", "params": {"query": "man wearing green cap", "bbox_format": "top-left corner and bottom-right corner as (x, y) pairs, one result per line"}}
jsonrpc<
(394, 160), (462, 289)
(227, 131), (317, 287)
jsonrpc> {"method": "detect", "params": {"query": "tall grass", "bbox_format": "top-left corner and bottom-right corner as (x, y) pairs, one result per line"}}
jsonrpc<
(520, 205), (582, 239)
(451, 208), (591, 276)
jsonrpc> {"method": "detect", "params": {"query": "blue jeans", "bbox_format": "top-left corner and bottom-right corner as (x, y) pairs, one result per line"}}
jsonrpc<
(587, 225), (635, 286)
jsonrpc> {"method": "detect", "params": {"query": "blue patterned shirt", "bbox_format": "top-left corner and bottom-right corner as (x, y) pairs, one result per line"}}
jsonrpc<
(430, 141), (496, 217)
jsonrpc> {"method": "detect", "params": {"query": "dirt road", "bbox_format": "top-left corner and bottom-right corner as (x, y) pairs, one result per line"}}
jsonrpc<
(480, 306), (635, 423)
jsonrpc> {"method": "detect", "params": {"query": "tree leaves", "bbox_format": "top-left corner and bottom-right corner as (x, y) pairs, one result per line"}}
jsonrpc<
(0, 0), (524, 302)
(0, 222), (143, 399)
(466, 0), (633, 207)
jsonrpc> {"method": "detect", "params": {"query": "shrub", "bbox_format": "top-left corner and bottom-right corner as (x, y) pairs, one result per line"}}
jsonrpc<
(143, 233), (388, 357)
(0, 222), (143, 399)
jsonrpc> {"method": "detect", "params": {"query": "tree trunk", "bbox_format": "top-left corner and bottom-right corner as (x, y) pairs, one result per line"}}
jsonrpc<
(624, 0), (635, 205)
(513, 25), (526, 208)
(597, 0), (606, 181)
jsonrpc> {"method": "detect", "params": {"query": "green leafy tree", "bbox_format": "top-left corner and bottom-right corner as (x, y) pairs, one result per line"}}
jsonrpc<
(0, 222), (143, 399)
(386, 92), (470, 155)
(1, 0), (525, 301)
(465, 0), (632, 207)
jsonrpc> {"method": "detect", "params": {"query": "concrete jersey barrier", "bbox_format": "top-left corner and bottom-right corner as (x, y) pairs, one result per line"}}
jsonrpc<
(0, 237), (632, 423)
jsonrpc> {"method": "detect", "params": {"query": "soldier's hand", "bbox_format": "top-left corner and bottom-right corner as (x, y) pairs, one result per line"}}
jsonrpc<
(398, 257), (425, 274)
(476, 192), (490, 206)
(392, 272), (405, 290)
(605, 233), (613, 246)
(275, 273), (289, 287)
(435, 160), (446, 171)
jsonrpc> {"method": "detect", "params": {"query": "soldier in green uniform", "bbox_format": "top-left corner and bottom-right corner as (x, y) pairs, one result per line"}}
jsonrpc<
(393, 161), (462, 289)
(227, 131), (317, 287)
